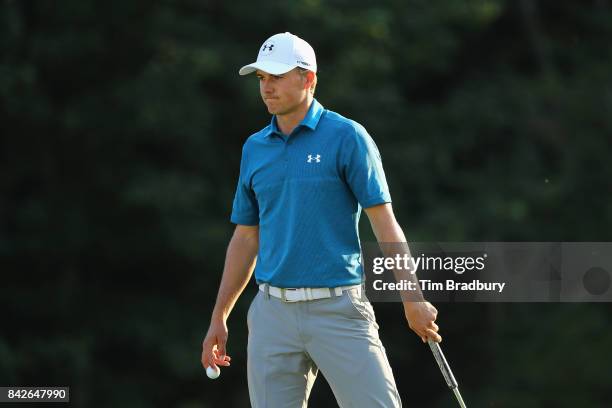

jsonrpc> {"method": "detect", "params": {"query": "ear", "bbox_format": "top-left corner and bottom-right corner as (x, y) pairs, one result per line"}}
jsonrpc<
(303, 71), (315, 90)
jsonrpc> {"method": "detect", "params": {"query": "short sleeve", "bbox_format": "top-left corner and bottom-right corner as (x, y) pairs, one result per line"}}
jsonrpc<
(340, 125), (392, 208)
(230, 145), (259, 225)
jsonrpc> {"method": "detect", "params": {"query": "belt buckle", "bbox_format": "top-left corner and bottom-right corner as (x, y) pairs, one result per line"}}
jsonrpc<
(281, 288), (300, 302)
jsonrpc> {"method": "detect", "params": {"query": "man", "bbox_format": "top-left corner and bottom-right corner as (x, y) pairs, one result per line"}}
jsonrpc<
(201, 32), (441, 407)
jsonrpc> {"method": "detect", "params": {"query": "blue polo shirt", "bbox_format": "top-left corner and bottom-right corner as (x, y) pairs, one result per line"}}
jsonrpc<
(231, 99), (391, 287)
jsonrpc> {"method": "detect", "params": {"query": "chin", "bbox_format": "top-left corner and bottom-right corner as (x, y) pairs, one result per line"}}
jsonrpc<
(265, 104), (282, 115)
(263, 102), (273, 113)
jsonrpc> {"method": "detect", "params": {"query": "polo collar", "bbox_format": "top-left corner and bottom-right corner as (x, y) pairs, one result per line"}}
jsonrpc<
(266, 99), (324, 138)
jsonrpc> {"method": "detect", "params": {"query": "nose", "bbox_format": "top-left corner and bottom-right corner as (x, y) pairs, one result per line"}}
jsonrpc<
(260, 78), (274, 95)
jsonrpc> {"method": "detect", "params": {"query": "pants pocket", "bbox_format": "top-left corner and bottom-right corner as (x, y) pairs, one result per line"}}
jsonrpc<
(247, 292), (259, 329)
(346, 289), (379, 330)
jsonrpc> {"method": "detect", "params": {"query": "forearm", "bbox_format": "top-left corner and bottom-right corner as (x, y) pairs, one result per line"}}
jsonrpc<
(366, 204), (441, 341)
(366, 205), (424, 303)
(375, 222), (425, 303)
(211, 229), (258, 322)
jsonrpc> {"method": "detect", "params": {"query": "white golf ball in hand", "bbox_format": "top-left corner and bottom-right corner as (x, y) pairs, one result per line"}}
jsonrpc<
(206, 365), (221, 379)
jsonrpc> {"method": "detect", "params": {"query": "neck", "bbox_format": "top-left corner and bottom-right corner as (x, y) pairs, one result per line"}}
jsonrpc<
(276, 96), (313, 135)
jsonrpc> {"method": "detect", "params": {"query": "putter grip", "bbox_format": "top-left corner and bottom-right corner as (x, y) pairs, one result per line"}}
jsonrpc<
(428, 339), (458, 389)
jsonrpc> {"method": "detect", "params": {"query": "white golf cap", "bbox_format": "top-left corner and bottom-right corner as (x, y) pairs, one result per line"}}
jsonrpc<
(239, 32), (317, 76)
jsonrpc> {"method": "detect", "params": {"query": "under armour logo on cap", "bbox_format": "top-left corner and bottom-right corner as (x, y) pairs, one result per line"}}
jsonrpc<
(261, 43), (275, 55)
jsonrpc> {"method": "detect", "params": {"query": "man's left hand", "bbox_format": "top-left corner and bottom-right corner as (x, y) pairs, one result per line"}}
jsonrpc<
(404, 301), (442, 343)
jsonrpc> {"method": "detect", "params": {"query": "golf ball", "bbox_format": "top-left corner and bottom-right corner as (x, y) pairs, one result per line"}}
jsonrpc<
(206, 366), (221, 379)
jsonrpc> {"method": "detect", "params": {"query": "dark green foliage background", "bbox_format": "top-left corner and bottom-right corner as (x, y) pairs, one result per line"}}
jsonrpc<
(2, 0), (611, 406)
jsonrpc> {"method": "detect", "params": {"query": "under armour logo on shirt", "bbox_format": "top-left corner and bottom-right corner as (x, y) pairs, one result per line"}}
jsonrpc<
(307, 154), (321, 163)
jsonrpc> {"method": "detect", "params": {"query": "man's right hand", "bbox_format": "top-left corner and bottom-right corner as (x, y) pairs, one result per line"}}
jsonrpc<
(201, 319), (232, 370)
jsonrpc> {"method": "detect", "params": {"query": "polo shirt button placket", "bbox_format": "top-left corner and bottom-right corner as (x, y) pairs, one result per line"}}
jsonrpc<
(283, 138), (289, 165)
(281, 140), (288, 181)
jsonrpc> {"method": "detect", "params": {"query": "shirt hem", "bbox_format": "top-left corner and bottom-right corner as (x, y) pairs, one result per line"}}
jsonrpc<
(230, 215), (259, 226)
(361, 196), (392, 209)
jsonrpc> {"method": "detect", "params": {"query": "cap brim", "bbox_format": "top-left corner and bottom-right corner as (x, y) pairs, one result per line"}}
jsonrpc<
(239, 60), (297, 76)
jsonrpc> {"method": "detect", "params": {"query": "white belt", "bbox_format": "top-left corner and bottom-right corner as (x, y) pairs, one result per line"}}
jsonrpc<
(259, 284), (361, 302)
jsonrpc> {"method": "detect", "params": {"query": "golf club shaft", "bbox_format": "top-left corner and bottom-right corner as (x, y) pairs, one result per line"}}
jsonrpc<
(428, 339), (467, 408)
(453, 388), (467, 408)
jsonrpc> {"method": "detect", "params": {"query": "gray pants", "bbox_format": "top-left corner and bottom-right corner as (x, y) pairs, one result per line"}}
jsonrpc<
(247, 286), (402, 407)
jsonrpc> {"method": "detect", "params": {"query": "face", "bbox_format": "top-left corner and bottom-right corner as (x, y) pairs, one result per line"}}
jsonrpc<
(256, 69), (311, 116)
